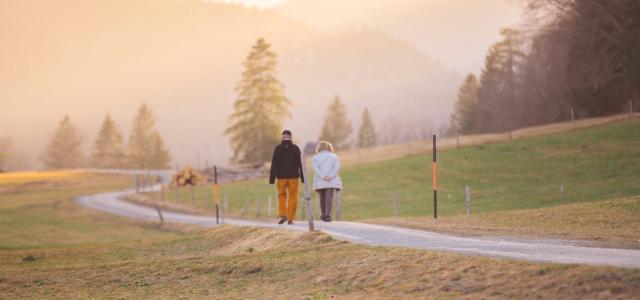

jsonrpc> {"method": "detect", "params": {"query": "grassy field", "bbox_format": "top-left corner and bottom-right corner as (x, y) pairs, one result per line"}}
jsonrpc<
(0, 171), (179, 249)
(2, 170), (640, 298)
(141, 118), (640, 246)
(2, 225), (640, 299)
(151, 118), (640, 219)
(335, 113), (633, 167)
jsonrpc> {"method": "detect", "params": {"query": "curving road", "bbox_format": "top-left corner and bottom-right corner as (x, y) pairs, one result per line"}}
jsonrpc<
(76, 183), (640, 269)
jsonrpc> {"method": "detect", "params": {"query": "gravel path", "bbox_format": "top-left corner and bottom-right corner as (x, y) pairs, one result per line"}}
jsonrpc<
(75, 185), (640, 269)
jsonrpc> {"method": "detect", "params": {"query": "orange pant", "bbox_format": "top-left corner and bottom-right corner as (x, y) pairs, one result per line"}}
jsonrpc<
(277, 178), (299, 221)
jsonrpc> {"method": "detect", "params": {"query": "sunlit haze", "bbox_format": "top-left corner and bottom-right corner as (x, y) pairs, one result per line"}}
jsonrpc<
(1, 0), (523, 169)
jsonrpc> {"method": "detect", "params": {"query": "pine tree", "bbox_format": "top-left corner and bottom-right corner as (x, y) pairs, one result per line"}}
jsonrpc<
(357, 108), (377, 148)
(225, 38), (291, 165)
(450, 74), (480, 134)
(476, 28), (524, 133)
(42, 116), (84, 169)
(128, 103), (171, 169)
(91, 114), (127, 168)
(149, 132), (171, 169)
(318, 96), (353, 150)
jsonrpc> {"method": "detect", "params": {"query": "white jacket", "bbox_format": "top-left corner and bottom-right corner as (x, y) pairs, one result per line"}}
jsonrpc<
(312, 151), (343, 190)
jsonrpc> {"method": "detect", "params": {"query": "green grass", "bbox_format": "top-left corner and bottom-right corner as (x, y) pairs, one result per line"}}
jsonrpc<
(157, 118), (640, 220)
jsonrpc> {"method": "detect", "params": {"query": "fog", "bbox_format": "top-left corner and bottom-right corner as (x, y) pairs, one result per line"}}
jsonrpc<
(0, 0), (523, 169)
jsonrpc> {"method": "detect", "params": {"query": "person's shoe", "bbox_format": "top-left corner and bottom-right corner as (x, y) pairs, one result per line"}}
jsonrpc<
(325, 216), (332, 222)
(320, 215), (327, 222)
(288, 221), (294, 225)
(278, 217), (287, 225)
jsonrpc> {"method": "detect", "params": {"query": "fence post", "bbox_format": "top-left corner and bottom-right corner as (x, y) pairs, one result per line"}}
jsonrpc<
(571, 107), (575, 130)
(433, 134), (438, 224)
(213, 165), (219, 224)
(240, 198), (252, 216)
(392, 192), (399, 217)
(300, 152), (314, 230)
(155, 205), (164, 224)
(465, 186), (471, 215)
(560, 184), (565, 202)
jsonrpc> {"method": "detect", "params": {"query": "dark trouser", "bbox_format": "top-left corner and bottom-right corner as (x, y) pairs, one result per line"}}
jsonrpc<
(317, 188), (335, 219)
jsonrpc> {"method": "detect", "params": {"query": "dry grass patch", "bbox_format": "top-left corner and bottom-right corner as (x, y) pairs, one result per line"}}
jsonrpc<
(369, 196), (640, 249)
(0, 171), (181, 249)
(1, 226), (639, 299)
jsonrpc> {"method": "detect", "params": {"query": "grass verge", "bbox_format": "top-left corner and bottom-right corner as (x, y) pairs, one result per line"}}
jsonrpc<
(368, 196), (640, 249)
(0, 171), (180, 249)
(2, 226), (640, 299)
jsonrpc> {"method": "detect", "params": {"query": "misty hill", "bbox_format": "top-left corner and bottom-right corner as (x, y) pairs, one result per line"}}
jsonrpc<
(280, 0), (523, 73)
(0, 0), (461, 167)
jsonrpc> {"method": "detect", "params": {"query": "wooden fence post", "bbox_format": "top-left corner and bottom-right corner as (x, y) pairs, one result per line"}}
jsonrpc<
(240, 199), (253, 216)
(571, 107), (575, 130)
(300, 152), (314, 230)
(213, 165), (219, 224)
(155, 205), (164, 224)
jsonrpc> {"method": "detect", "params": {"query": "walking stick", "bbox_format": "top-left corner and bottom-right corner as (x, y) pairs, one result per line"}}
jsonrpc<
(301, 152), (314, 231)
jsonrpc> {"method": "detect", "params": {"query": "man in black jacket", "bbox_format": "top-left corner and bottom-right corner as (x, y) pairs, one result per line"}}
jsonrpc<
(269, 130), (304, 225)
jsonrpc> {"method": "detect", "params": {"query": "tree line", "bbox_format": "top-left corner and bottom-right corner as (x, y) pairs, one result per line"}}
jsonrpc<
(450, 0), (639, 134)
(42, 103), (171, 170)
(225, 38), (379, 166)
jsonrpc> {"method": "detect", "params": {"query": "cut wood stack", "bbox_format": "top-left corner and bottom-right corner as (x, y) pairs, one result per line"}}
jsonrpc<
(170, 166), (203, 188)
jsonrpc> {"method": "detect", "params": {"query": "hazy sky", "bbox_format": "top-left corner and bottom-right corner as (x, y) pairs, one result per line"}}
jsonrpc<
(219, 0), (284, 8)
(1, 0), (525, 169)
(221, 0), (524, 74)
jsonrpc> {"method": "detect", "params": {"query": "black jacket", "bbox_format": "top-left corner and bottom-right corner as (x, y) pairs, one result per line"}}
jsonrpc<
(269, 141), (304, 184)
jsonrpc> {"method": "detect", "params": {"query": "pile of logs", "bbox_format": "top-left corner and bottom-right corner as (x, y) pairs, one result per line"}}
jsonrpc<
(171, 166), (203, 188)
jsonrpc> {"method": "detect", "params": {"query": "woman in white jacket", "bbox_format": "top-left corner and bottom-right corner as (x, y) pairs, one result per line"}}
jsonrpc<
(312, 141), (342, 222)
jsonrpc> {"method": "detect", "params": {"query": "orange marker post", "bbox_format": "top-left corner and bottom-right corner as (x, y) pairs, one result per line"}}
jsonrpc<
(432, 134), (438, 223)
